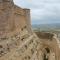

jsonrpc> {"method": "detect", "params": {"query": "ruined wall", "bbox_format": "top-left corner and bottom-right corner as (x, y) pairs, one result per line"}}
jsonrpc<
(0, 0), (60, 60)
(0, 0), (16, 37)
(35, 32), (54, 39)
(0, 0), (32, 37)
(0, 0), (41, 60)
(35, 32), (60, 60)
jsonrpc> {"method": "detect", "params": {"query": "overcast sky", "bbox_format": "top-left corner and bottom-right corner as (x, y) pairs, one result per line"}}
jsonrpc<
(14, 0), (60, 24)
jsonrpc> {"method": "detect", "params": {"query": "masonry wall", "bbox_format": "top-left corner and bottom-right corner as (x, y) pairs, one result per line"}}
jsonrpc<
(0, 0), (60, 60)
(0, 0), (14, 37)
(0, 0), (32, 36)
(0, 0), (40, 60)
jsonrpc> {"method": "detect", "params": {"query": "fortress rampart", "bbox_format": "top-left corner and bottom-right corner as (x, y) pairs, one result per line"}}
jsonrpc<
(0, 0), (60, 60)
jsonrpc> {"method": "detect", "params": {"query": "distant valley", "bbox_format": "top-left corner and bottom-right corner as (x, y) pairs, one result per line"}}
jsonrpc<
(32, 23), (60, 40)
(32, 23), (60, 32)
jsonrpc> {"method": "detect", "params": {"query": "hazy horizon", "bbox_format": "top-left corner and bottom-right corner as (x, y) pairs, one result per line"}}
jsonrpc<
(31, 20), (60, 25)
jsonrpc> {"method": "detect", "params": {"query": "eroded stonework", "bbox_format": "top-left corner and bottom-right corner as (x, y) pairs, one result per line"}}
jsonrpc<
(0, 0), (60, 60)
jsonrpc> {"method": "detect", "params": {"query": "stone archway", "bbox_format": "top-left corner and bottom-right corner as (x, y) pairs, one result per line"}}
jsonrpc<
(43, 48), (50, 60)
(43, 47), (56, 60)
(37, 46), (56, 60)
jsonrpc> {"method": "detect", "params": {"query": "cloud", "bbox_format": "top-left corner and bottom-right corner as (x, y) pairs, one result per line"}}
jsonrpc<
(14, 0), (60, 24)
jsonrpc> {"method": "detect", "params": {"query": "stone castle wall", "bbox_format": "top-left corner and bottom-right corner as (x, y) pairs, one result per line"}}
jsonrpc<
(0, 0), (60, 60)
(0, 0), (40, 60)
(0, 0), (32, 37)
